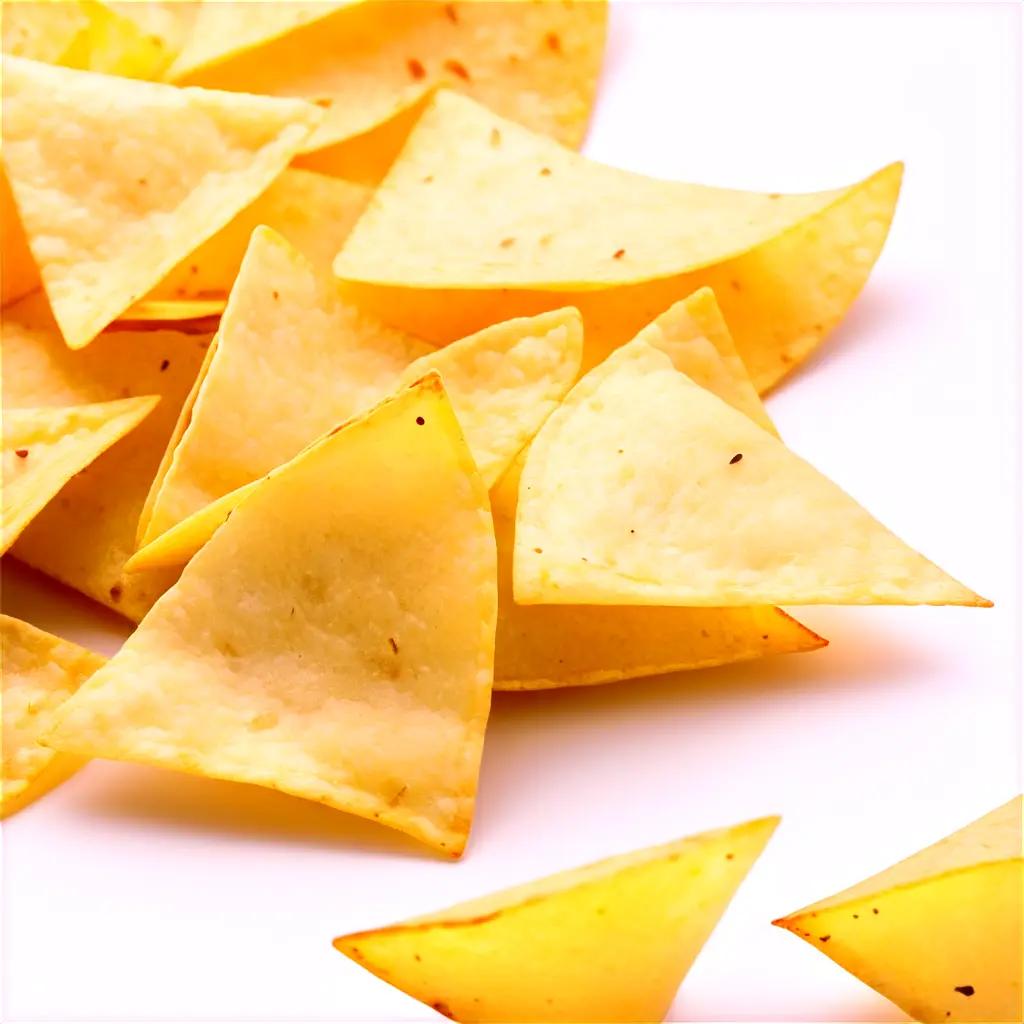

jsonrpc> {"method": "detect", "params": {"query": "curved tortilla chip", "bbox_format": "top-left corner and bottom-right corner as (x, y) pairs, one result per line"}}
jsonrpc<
(1, 615), (104, 818)
(171, 0), (607, 153)
(45, 377), (497, 857)
(1, 1), (91, 64)
(1, 167), (40, 307)
(334, 92), (901, 390)
(3, 292), (212, 620)
(774, 798), (1023, 1024)
(335, 816), (778, 1020)
(2, 57), (321, 348)
(2, 396), (159, 553)
(514, 338), (987, 607)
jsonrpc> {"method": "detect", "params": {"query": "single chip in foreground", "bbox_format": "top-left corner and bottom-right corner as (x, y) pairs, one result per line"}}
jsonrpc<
(334, 91), (901, 391)
(514, 338), (987, 607)
(2, 396), (159, 554)
(44, 377), (497, 856)
(774, 797), (1023, 1024)
(335, 815), (778, 1021)
(1, 56), (321, 348)
(1, 615), (105, 818)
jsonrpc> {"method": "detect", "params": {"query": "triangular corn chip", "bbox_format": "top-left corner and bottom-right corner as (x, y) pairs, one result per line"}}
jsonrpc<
(775, 797), (1023, 1024)
(335, 815), (778, 1021)
(335, 92), (902, 391)
(1, 166), (40, 306)
(45, 377), (497, 856)
(1, 614), (104, 818)
(2, 396), (158, 553)
(1, 57), (321, 348)
(134, 226), (583, 556)
(514, 337), (987, 607)
(170, 0), (607, 153)
(88, 1), (197, 78)
(1, 1), (91, 63)
(126, 169), (369, 319)
(3, 292), (212, 620)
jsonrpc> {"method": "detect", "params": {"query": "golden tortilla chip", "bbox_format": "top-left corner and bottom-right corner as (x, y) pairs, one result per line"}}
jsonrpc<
(170, 0), (608, 153)
(775, 797), (1023, 1024)
(513, 336), (987, 607)
(2, 396), (158, 553)
(2, 56), (321, 348)
(45, 377), (497, 857)
(1, 1), (90, 63)
(3, 291), (212, 620)
(92, 1), (197, 77)
(1, 614), (104, 818)
(335, 815), (779, 1020)
(126, 168), (369, 319)
(134, 226), (582, 558)
(1, 166), (40, 306)
(335, 92), (902, 391)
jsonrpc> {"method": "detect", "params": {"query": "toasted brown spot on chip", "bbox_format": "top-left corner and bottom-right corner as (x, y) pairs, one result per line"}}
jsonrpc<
(407, 58), (426, 80)
(443, 58), (470, 80)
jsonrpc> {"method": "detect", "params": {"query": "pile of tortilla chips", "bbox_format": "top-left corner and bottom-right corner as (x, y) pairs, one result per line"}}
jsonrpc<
(0, 7), (997, 1020)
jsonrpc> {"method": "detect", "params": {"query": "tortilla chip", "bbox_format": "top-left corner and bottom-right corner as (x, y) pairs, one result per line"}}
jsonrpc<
(3, 292), (212, 620)
(92, 1), (197, 77)
(2, 57), (321, 348)
(135, 226), (582, 556)
(45, 377), (498, 857)
(1, 166), (40, 307)
(170, 0), (608, 153)
(335, 92), (901, 390)
(513, 337), (987, 607)
(774, 797), (1023, 1024)
(3, 396), (159, 553)
(1, 614), (104, 818)
(126, 168), (370, 318)
(1, 1), (90, 63)
(335, 815), (778, 1020)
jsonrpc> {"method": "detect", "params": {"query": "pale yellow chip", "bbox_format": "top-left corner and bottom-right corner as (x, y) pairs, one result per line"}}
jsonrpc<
(1, 614), (104, 818)
(335, 92), (902, 391)
(775, 797), (1023, 1024)
(514, 337), (987, 607)
(1, 1), (90, 64)
(45, 377), (497, 857)
(134, 226), (583, 558)
(3, 291), (212, 620)
(335, 815), (778, 1020)
(2, 56), (321, 348)
(170, 0), (608, 153)
(2, 396), (158, 553)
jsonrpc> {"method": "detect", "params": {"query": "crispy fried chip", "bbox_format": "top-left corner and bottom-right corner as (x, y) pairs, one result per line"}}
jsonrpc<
(513, 336), (986, 607)
(1, 57), (321, 348)
(775, 797), (1023, 1024)
(335, 92), (901, 390)
(2, 396), (158, 553)
(45, 378), (497, 856)
(134, 227), (582, 558)
(1, 614), (104, 818)
(335, 815), (778, 1020)
(2, 292), (212, 620)
(1, 1), (90, 63)
(1, 166), (40, 306)
(170, 0), (607, 153)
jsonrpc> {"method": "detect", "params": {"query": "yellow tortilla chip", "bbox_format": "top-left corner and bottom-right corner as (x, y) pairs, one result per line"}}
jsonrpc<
(134, 226), (582, 557)
(3, 291), (212, 620)
(2, 396), (159, 553)
(775, 797), (1023, 1024)
(1, 166), (40, 307)
(45, 377), (497, 857)
(335, 815), (778, 1020)
(171, 0), (608, 153)
(335, 92), (901, 391)
(2, 56), (321, 348)
(1, 614), (104, 818)
(1, 1), (90, 63)
(513, 336), (987, 607)
(91, 1), (197, 78)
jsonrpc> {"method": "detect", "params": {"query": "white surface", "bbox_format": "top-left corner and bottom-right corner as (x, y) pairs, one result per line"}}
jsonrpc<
(2, 3), (1021, 1022)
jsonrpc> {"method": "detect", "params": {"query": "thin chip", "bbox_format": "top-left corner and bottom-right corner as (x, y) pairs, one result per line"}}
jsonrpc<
(774, 797), (1023, 1024)
(170, 0), (607, 153)
(1, 167), (40, 307)
(1, 615), (104, 818)
(514, 337), (987, 607)
(1, 1), (91, 63)
(334, 816), (779, 1020)
(2, 57), (321, 348)
(335, 92), (901, 391)
(3, 396), (159, 553)
(3, 292), (212, 620)
(44, 377), (497, 857)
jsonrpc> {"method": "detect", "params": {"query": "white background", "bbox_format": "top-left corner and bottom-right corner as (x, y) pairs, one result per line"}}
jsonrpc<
(2, 3), (1021, 1022)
